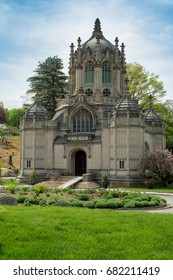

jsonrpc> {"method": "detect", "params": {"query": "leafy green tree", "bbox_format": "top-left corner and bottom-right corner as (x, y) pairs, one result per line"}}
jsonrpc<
(139, 147), (173, 187)
(126, 62), (166, 110)
(163, 100), (173, 150)
(126, 62), (173, 149)
(26, 56), (68, 117)
(6, 108), (25, 128)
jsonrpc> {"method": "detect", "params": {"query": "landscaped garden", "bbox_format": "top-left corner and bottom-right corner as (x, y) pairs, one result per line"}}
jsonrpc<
(1, 178), (173, 260)
(0, 179), (167, 209)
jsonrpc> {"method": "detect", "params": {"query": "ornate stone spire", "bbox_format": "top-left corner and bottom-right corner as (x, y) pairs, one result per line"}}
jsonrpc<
(93, 18), (103, 37)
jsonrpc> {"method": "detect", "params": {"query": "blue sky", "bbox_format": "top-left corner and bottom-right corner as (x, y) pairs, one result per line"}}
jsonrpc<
(0, 0), (173, 109)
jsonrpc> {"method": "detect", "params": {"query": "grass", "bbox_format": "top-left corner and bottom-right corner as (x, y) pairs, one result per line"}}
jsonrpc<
(0, 136), (20, 168)
(0, 205), (173, 260)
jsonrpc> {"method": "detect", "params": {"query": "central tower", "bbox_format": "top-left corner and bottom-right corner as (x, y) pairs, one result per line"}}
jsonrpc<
(69, 18), (126, 99)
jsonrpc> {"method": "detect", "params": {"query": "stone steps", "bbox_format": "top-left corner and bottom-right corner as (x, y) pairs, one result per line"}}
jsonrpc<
(57, 176), (83, 189)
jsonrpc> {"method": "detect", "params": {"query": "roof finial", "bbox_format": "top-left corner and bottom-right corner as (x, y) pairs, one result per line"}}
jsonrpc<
(93, 18), (102, 36)
(149, 94), (153, 110)
(115, 37), (119, 47)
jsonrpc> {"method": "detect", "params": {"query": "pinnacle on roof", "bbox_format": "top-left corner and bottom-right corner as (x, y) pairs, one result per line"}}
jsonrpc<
(93, 18), (102, 35)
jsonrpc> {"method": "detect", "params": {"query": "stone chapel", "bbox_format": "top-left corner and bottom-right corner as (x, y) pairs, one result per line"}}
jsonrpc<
(19, 18), (165, 184)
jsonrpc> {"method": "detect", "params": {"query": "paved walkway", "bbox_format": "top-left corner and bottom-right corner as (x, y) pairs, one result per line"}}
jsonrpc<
(117, 189), (173, 213)
(146, 193), (173, 213)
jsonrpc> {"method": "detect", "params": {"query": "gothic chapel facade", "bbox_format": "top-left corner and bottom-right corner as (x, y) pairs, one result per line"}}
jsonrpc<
(19, 19), (165, 183)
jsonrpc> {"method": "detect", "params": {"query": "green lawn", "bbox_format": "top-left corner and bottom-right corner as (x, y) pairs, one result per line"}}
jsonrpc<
(0, 205), (173, 260)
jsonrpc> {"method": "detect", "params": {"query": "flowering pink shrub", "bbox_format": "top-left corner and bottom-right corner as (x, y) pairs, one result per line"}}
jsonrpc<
(140, 147), (173, 186)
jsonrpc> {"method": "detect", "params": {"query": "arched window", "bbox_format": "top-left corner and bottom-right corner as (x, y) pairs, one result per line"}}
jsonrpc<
(73, 109), (93, 133)
(103, 88), (111, 96)
(102, 61), (111, 84)
(85, 62), (94, 84)
(85, 88), (93, 96)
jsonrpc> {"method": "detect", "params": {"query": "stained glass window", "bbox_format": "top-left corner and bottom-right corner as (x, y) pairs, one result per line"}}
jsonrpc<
(73, 109), (93, 133)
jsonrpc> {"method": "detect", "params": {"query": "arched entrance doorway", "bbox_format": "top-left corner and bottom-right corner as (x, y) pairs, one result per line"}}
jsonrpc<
(75, 150), (86, 176)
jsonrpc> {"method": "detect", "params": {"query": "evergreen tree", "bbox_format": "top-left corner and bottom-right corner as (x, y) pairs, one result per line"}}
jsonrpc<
(26, 56), (68, 117)
(0, 103), (6, 124)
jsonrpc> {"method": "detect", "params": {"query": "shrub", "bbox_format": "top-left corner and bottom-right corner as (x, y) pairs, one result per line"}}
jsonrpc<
(106, 198), (123, 209)
(24, 200), (31, 206)
(101, 174), (109, 188)
(107, 199), (120, 209)
(150, 200), (159, 207)
(29, 171), (36, 185)
(78, 194), (89, 201)
(103, 191), (119, 199)
(136, 200), (151, 207)
(6, 184), (16, 194)
(17, 196), (27, 204)
(53, 188), (62, 194)
(85, 189), (96, 194)
(62, 187), (75, 194)
(124, 200), (136, 208)
(118, 191), (127, 198)
(85, 201), (96, 208)
(110, 191), (120, 198)
(39, 199), (47, 206)
(71, 200), (84, 207)
(96, 199), (107, 209)
(33, 185), (49, 196)
(19, 191), (27, 196)
(24, 197), (42, 205)
(48, 198), (58, 205)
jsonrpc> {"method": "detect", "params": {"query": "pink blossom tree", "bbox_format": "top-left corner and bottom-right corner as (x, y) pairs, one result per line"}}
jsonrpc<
(140, 147), (173, 187)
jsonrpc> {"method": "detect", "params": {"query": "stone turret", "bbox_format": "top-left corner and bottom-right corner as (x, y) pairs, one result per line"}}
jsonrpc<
(68, 18), (126, 98)
(145, 95), (163, 127)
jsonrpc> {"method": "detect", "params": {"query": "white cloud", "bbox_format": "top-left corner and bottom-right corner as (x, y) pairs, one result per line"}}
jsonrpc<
(0, 0), (173, 108)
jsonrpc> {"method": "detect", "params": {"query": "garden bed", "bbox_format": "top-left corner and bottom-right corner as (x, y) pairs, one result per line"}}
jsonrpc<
(0, 180), (167, 209)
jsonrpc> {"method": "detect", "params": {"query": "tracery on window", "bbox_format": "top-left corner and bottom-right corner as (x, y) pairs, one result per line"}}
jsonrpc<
(85, 88), (93, 96)
(73, 109), (93, 133)
(85, 61), (94, 84)
(102, 61), (111, 84)
(103, 88), (111, 96)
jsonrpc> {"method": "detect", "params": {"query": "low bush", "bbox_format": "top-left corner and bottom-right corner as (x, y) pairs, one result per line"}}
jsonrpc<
(24, 197), (43, 205)
(106, 198), (123, 209)
(106, 199), (120, 209)
(19, 191), (27, 196)
(111, 191), (120, 198)
(24, 200), (31, 206)
(62, 187), (75, 195)
(96, 199), (107, 209)
(17, 196), (27, 204)
(33, 185), (49, 196)
(85, 200), (96, 208)
(78, 194), (89, 201)
(39, 199), (47, 206)
(48, 198), (58, 205)
(124, 200), (136, 208)
(136, 200), (151, 207)
(71, 199), (84, 207)
(150, 200), (159, 207)
(6, 184), (16, 194)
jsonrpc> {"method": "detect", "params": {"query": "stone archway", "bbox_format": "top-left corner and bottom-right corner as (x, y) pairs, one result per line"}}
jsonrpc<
(75, 150), (86, 176)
